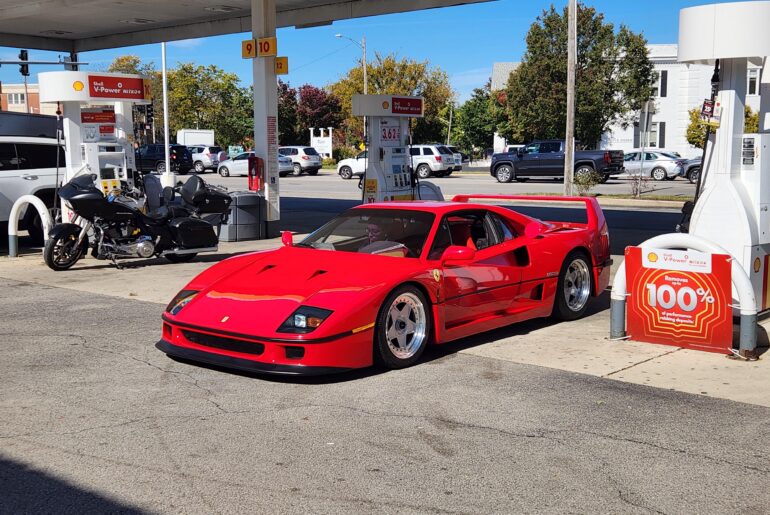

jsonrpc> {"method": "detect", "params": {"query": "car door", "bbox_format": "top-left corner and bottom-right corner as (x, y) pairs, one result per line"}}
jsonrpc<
(428, 210), (523, 341)
(231, 152), (251, 175)
(537, 141), (564, 176)
(624, 152), (641, 175)
(0, 143), (20, 221)
(518, 142), (542, 174)
(354, 151), (368, 174)
(642, 152), (659, 176)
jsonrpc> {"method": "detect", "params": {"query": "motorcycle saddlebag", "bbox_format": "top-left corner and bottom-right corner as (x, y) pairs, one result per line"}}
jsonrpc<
(198, 188), (232, 214)
(169, 217), (218, 248)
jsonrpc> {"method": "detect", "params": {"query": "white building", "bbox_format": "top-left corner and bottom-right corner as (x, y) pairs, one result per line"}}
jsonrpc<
(491, 62), (519, 153)
(601, 44), (764, 158)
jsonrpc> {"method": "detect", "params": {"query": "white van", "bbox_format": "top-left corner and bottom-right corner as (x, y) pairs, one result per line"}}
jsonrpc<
(0, 136), (65, 243)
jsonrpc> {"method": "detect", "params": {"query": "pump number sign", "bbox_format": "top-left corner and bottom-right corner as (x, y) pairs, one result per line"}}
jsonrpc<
(625, 246), (732, 353)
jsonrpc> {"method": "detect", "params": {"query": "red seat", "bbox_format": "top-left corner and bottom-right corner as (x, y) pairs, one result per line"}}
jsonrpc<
(449, 223), (476, 250)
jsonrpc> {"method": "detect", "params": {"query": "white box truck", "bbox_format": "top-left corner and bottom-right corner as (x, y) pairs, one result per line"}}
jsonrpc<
(176, 129), (215, 146)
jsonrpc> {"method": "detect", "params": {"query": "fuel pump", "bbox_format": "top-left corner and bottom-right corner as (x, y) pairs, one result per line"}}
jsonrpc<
(352, 95), (423, 203)
(38, 71), (152, 221)
(678, 2), (770, 311)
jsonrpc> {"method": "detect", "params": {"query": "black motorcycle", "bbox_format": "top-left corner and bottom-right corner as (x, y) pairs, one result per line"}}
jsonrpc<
(43, 174), (231, 271)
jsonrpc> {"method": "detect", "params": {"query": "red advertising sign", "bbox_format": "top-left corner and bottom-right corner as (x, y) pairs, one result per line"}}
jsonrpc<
(391, 97), (423, 116)
(81, 109), (115, 124)
(98, 125), (114, 135)
(625, 246), (733, 353)
(88, 75), (148, 100)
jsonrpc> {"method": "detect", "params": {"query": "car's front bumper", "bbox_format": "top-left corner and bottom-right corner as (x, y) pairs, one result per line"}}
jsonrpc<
(158, 315), (374, 375)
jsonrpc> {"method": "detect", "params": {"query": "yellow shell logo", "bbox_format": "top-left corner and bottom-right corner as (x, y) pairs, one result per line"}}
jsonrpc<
(73, 81), (84, 91)
(382, 101), (389, 110)
(754, 257), (761, 273)
(647, 252), (659, 263)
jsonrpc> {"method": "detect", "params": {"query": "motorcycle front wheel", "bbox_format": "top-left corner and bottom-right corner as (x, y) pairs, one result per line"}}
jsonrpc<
(43, 233), (88, 271)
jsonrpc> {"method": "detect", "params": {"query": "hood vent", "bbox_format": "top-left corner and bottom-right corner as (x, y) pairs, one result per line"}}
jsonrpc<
(308, 270), (328, 280)
(256, 264), (276, 275)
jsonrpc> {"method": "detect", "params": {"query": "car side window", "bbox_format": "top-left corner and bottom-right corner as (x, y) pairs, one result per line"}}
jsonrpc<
(428, 218), (452, 260)
(486, 212), (517, 243)
(423, 148), (434, 156)
(525, 143), (540, 154)
(16, 143), (62, 170)
(234, 153), (248, 161)
(542, 142), (561, 153)
(278, 148), (288, 156)
(409, 148), (420, 156)
(624, 153), (637, 161)
(645, 152), (657, 161)
(0, 143), (18, 170)
(357, 151), (367, 159)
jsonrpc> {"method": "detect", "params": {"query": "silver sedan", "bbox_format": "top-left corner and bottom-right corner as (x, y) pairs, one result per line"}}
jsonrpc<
(623, 151), (684, 181)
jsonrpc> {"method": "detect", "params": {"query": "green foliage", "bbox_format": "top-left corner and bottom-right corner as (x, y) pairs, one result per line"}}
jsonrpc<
(503, 4), (656, 147)
(686, 105), (760, 150)
(746, 105), (760, 134)
(454, 81), (499, 153)
(322, 157), (337, 168)
(329, 53), (455, 144)
(278, 80), (301, 145)
(333, 146), (357, 161)
(574, 169), (603, 196)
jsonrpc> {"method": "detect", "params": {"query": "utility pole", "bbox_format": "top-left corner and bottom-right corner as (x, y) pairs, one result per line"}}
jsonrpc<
(446, 103), (453, 145)
(563, 0), (577, 196)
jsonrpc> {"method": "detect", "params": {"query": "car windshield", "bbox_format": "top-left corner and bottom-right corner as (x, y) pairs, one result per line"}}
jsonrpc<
(297, 209), (435, 258)
(209, 146), (222, 153)
(303, 147), (319, 156)
(437, 146), (453, 155)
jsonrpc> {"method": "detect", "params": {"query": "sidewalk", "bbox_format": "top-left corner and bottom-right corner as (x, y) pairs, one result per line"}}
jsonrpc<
(2, 239), (768, 407)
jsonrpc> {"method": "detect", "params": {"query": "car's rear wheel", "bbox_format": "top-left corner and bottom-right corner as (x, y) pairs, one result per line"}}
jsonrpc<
(688, 167), (700, 184)
(374, 285), (431, 369)
(552, 250), (593, 321)
(651, 167), (667, 181)
(416, 164), (431, 179)
(339, 166), (353, 180)
(495, 165), (513, 183)
(218, 167), (230, 177)
(194, 161), (205, 173)
(575, 164), (595, 180)
(292, 164), (302, 176)
(156, 161), (166, 174)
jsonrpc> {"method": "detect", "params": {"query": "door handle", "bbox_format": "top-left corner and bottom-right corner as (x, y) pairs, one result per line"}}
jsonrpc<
(20, 174), (38, 180)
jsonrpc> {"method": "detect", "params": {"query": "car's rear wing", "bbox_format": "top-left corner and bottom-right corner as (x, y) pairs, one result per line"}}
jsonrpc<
(451, 194), (605, 231)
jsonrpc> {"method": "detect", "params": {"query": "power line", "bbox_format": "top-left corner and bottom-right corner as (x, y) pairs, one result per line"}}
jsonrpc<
(291, 42), (354, 73)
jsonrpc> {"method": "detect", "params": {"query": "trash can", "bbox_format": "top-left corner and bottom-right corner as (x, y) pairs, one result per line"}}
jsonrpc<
(219, 191), (265, 241)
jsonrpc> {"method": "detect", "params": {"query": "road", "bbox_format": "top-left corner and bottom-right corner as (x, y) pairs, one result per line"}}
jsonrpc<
(3, 278), (770, 514)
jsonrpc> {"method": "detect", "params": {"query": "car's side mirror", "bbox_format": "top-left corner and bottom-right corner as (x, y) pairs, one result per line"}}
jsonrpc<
(281, 231), (294, 247)
(441, 245), (475, 265)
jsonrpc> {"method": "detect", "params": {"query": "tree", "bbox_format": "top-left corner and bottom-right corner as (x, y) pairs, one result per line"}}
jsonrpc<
(277, 80), (301, 145)
(296, 84), (343, 138)
(329, 53), (455, 145)
(503, 4), (656, 147)
(686, 105), (760, 149)
(454, 81), (498, 153)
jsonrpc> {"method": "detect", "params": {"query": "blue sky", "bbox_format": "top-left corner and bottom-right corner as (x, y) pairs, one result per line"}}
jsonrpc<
(0, 0), (742, 103)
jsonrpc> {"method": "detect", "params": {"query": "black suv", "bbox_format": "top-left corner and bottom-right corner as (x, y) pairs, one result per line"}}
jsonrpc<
(135, 144), (193, 174)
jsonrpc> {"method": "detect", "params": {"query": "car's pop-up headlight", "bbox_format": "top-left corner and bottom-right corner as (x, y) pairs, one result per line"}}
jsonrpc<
(166, 289), (199, 315)
(278, 306), (333, 334)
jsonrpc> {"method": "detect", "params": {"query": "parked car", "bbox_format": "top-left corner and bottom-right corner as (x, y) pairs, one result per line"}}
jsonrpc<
(408, 144), (455, 178)
(278, 146), (322, 176)
(337, 151), (367, 180)
(218, 152), (293, 178)
(682, 157), (701, 184)
(188, 145), (223, 174)
(623, 151), (684, 181)
(445, 145), (464, 171)
(135, 144), (193, 174)
(490, 140), (625, 183)
(0, 136), (65, 244)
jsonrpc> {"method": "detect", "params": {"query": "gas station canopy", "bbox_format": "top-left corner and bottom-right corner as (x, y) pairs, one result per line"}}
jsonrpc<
(0, 0), (492, 53)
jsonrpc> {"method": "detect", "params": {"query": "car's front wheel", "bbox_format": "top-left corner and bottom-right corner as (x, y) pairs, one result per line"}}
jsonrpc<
(552, 250), (593, 321)
(218, 167), (230, 177)
(374, 285), (431, 369)
(156, 161), (166, 174)
(495, 165), (513, 183)
(339, 166), (353, 180)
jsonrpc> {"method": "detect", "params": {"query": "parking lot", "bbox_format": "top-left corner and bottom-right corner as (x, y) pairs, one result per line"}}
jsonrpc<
(3, 172), (770, 513)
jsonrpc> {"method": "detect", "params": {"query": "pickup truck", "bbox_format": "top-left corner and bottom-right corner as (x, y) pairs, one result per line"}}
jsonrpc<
(489, 140), (625, 183)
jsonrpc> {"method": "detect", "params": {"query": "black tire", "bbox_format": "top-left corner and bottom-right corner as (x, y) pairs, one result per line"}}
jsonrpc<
(651, 167), (667, 181)
(24, 205), (58, 246)
(416, 164), (431, 179)
(339, 166), (353, 180)
(156, 161), (166, 174)
(552, 250), (593, 321)
(374, 285), (431, 369)
(495, 165), (513, 183)
(688, 167), (700, 184)
(218, 167), (230, 177)
(193, 161), (205, 173)
(292, 164), (303, 176)
(307, 169), (319, 176)
(575, 164), (594, 180)
(165, 253), (197, 263)
(43, 232), (88, 271)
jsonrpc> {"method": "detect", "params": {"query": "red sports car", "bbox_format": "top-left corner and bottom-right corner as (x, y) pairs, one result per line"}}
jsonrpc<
(157, 195), (611, 375)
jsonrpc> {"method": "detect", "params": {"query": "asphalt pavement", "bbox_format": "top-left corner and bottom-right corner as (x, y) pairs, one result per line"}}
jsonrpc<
(3, 278), (770, 514)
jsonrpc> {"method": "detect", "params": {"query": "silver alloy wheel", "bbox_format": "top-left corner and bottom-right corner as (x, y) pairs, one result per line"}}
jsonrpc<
(575, 165), (593, 179)
(384, 292), (427, 359)
(417, 165), (431, 179)
(340, 166), (353, 179)
(652, 167), (666, 181)
(496, 165), (512, 183)
(563, 258), (591, 312)
(194, 161), (205, 173)
(219, 167), (229, 177)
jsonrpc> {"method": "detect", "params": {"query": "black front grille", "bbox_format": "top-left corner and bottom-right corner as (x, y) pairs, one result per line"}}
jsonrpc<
(182, 330), (265, 356)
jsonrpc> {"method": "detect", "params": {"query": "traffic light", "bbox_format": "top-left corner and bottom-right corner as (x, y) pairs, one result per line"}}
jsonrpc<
(145, 103), (154, 124)
(18, 49), (29, 77)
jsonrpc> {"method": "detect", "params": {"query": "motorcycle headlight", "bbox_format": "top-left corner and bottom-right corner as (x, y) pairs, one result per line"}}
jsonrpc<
(278, 306), (333, 334)
(166, 289), (199, 315)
